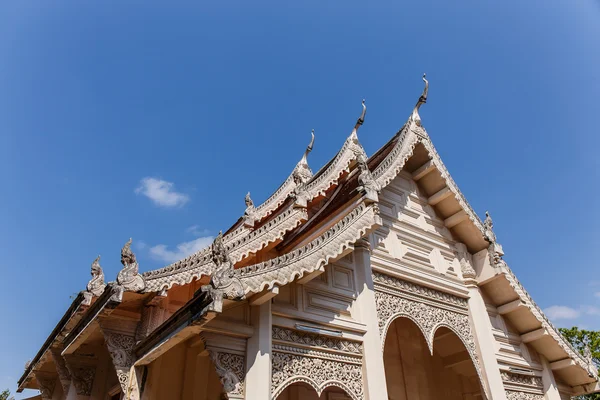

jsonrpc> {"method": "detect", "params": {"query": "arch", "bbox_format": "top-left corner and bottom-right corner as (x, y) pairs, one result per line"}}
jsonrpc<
(380, 312), (433, 353)
(274, 380), (356, 400)
(383, 317), (485, 400)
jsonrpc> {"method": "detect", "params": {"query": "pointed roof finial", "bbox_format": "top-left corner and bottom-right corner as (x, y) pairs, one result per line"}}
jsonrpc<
(293, 130), (315, 185)
(354, 99), (367, 130)
(298, 129), (315, 165)
(411, 73), (429, 126)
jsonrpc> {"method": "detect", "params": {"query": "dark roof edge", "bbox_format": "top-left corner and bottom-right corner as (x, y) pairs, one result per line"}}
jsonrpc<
(135, 289), (214, 358)
(17, 292), (86, 391)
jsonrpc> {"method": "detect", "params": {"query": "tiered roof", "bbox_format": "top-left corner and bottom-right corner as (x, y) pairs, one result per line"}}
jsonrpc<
(17, 77), (598, 395)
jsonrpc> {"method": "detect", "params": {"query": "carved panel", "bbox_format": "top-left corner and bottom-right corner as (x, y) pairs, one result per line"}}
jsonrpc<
(501, 371), (543, 388)
(505, 391), (544, 400)
(272, 326), (362, 355)
(68, 365), (96, 396)
(271, 352), (363, 400)
(207, 350), (245, 398)
(104, 331), (136, 393)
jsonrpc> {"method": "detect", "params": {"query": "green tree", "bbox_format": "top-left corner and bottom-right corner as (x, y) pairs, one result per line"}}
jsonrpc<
(559, 327), (600, 400)
(0, 389), (10, 400)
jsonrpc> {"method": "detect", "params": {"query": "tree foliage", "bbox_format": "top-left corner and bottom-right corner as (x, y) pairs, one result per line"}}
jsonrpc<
(559, 327), (600, 400)
(0, 389), (10, 400)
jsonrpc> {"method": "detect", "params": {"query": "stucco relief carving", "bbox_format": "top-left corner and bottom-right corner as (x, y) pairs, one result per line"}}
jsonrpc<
(272, 326), (362, 355)
(455, 242), (476, 280)
(67, 365), (96, 396)
(117, 238), (146, 292)
(373, 273), (483, 388)
(501, 371), (543, 388)
(202, 232), (245, 312)
(505, 391), (544, 400)
(271, 352), (363, 400)
(207, 350), (245, 398)
(104, 331), (136, 393)
(243, 192), (257, 228)
(356, 152), (380, 203)
(86, 255), (106, 297)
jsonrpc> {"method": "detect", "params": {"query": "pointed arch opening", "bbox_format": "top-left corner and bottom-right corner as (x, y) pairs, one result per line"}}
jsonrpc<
(383, 317), (484, 400)
(275, 381), (353, 400)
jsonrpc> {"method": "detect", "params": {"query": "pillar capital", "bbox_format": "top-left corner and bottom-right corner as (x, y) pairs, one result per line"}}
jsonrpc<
(63, 354), (97, 397)
(33, 370), (57, 400)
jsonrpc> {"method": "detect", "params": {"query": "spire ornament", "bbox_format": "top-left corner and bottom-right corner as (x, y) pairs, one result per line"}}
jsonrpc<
(410, 74), (429, 127)
(482, 211), (506, 269)
(117, 238), (146, 292)
(86, 255), (106, 297)
(202, 231), (245, 313)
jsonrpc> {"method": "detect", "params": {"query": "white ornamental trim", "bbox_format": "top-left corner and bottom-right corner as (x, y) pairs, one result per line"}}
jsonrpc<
(237, 202), (381, 294)
(271, 351), (363, 400)
(373, 123), (420, 189)
(229, 206), (308, 262)
(503, 264), (598, 377)
(304, 131), (365, 199)
(419, 135), (485, 232)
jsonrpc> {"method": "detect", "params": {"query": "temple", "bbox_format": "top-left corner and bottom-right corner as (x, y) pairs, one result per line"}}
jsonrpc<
(17, 77), (599, 400)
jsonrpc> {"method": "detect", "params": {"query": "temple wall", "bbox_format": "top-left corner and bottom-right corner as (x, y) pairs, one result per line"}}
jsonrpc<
(370, 171), (463, 281)
(141, 341), (223, 400)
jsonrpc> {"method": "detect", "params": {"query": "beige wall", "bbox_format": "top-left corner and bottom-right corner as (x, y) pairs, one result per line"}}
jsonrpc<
(141, 341), (223, 400)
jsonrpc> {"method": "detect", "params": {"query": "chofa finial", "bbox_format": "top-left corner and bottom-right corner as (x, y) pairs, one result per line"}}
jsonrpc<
(410, 73), (429, 126)
(307, 129), (315, 155)
(293, 129), (315, 185)
(356, 99), (366, 127)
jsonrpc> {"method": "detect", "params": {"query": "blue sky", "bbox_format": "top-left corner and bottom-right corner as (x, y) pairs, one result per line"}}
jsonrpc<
(1, 1), (599, 397)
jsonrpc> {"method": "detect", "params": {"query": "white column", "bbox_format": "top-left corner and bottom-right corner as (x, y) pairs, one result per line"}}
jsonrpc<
(353, 239), (390, 400)
(466, 284), (507, 400)
(540, 355), (561, 400)
(245, 300), (272, 399)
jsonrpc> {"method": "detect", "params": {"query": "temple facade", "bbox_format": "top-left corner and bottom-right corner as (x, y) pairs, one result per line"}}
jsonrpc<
(17, 77), (599, 400)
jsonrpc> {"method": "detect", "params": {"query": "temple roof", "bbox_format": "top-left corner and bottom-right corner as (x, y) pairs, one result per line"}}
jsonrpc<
(17, 81), (598, 394)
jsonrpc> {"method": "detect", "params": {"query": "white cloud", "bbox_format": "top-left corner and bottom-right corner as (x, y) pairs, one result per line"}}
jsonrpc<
(186, 225), (210, 236)
(149, 236), (214, 264)
(135, 177), (189, 208)
(544, 305), (581, 320)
